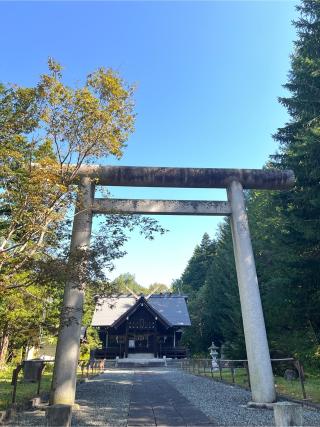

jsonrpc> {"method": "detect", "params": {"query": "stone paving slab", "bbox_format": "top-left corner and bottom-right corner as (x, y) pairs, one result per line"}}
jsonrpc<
(127, 371), (215, 426)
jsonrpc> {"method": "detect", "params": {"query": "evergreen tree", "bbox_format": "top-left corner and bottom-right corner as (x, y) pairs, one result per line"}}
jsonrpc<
(270, 0), (320, 363)
(203, 221), (246, 358)
(242, 0), (320, 366)
(173, 233), (216, 353)
(179, 233), (216, 297)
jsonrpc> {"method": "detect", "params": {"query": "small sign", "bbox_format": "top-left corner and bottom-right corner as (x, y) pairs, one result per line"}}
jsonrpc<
(128, 339), (135, 348)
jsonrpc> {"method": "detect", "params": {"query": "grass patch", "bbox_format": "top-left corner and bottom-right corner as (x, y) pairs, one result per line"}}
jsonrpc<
(190, 367), (250, 388)
(0, 365), (53, 411)
(0, 364), (102, 411)
(274, 374), (320, 403)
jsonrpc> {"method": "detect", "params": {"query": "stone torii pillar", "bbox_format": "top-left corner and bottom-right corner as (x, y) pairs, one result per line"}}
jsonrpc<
(51, 177), (94, 406)
(228, 180), (276, 403)
(50, 165), (294, 408)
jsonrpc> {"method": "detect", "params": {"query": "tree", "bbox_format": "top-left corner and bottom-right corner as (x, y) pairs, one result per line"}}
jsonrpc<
(203, 221), (245, 358)
(0, 283), (62, 367)
(0, 58), (136, 293)
(178, 233), (216, 297)
(255, 0), (320, 366)
(173, 233), (216, 353)
(111, 273), (146, 295)
(273, 0), (320, 345)
(0, 59), (166, 364)
(148, 283), (169, 294)
(110, 275), (169, 295)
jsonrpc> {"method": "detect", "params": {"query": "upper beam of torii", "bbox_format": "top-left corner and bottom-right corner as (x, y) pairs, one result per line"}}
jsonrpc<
(72, 165), (294, 190)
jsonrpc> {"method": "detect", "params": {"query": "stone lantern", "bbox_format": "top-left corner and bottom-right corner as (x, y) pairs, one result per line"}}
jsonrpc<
(208, 341), (219, 371)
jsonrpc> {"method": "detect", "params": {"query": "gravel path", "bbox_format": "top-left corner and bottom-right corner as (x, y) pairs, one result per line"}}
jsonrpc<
(8, 367), (320, 426)
(10, 370), (134, 427)
(163, 368), (320, 426)
(73, 370), (133, 426)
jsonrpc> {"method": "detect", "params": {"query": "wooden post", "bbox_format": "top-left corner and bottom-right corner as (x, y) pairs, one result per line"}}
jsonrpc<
(154, 321), (158, 358)
(218, 361), (222, 380)
(125, 323), (129, 358)
(230, 367), (235, 384)
(11, 364), (23, 404)
(244, 361), (251, 390)
(295, 360), (307, 400)
(37, 363), (45, 395)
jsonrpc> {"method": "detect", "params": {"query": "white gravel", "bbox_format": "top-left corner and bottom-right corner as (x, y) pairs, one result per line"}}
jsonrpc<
(163, 368), (320, 426)
(73, 370), (133, 426)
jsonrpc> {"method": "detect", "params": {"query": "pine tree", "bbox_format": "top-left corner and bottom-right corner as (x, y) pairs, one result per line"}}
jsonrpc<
(180, 233), (216, 297)
(272, 0), (320, 358)
(241, 0), (320, 366)
(203, 221), (246, 358)
(174, 233), (216, 353)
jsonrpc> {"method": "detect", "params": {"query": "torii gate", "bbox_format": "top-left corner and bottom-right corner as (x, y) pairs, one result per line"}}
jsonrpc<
(50, 166), (294, 407)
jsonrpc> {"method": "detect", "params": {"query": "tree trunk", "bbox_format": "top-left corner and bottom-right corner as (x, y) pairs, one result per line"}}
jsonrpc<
(0, 333), (9, 369)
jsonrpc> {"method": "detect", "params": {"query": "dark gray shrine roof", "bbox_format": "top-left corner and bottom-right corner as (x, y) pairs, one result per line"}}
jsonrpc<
(148, 295), (191, 326)
(91, 294), (191, 327)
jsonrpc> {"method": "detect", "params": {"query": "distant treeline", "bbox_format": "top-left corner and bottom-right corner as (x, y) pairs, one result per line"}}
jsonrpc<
(173, 0), (320, 369)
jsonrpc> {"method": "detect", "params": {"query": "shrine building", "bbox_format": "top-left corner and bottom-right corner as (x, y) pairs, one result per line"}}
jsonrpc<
(92, 293), (191, 359)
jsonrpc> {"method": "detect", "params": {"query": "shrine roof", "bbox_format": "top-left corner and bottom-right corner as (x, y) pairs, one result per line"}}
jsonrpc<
(91, 294), (191, 327)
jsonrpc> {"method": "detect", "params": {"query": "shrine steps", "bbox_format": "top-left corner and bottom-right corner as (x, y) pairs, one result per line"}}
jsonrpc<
(116, 356), (167, 368)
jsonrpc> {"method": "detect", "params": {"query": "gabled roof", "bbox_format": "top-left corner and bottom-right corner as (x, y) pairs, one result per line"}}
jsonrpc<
(91, 293), (191, 327)
(112, 296), (170, 328)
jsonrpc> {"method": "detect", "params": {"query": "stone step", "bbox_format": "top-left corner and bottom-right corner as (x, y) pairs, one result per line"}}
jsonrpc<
(117, 361), (166, 368)
(117, 358), (166, 368)
(127, 353), (154, 359)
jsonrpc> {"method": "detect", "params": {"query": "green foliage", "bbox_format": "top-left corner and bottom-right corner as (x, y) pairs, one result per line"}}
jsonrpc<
(111, 273), (169, 295)
(178, 233), (216, 297)
(111, 273), (146, 295)
(175, 228), (245, 357)
(258, 0), (320, 368)
(176, 1), (320, 368)
(0, 58), (136, 293)
(80, 327), (101, 361)
(0, 59), (166, 366)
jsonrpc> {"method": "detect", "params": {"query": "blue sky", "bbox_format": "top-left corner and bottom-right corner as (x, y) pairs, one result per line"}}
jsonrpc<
(1, 1), (298, 287)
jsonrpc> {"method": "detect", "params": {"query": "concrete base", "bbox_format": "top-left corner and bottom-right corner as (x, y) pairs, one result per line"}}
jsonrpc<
(273, 402), (303, 427)
(46, 404), (72, 427)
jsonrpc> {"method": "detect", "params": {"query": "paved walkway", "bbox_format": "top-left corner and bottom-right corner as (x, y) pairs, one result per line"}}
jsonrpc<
(127, 371), (214, 426)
